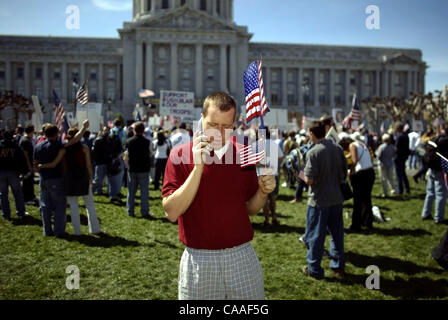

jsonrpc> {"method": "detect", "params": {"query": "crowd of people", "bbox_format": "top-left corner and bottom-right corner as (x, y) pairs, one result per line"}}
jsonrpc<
(1, 91), (447, 290)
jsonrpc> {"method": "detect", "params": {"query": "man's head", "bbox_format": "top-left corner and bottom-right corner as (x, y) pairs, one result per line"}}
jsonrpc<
(43, 124), (59, 139)
(113, 118), (123, 129)
(134, 121), (145, 135)
(66, 128), (79, 141)
(382, 134), (391, 144)
(320, 116), (334, 134)
(395, 122), (404, 133)
(308, 120), (326, 143)
(16, 126), (24, 135)
(202, 92), (236, 148)
(25, 124), (35, 138)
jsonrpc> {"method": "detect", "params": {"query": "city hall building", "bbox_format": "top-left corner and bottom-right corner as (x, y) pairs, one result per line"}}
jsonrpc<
(0, 0), (427, 126)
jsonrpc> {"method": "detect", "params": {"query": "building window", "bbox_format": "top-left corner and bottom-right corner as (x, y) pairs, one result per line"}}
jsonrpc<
(181, 0), (186, 6)
(89, 88), (97, 101)
(182, 68), (190, 80)
(72, 71), (79, 82)
(207, 69), (214, 79)
(200, 0), (207, 11)
(287, 71), (295, 82)
(147, 0), (152, 11)
(107, 88), (115, 101)
(158, 67), (166, 79)
(35, 68), (42, 79)
(90, 70), (97, 80)
(108, 68), (115, 80)
(162, 0), (169, 9)
(17, 67), (24, 79)
(216, 0), (220, 13)
(0, 71), (5, 79)
(350, 72), (356, 86)
(54, 68), (61, 80)
(335, 72), (341, 84)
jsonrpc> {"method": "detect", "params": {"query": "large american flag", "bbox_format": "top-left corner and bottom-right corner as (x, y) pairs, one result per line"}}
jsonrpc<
(76, 81), (88, 106)
(53, 90), (69, 135)
(240, 139), (265, 168)
(438, 152), (448, 189)
(243, 61), (269, 123)
(343, 92), (361, 129)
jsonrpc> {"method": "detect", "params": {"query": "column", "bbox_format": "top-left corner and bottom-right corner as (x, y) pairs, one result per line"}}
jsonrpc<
(195, 43), (203, 98)
(382, 69), (388, 97)
(80, 62), (86, 83)
(116, 63), (121, 101)
(413, 71), (418, 93)
(170, 43), (178, 90)
(5, 60), (12, 91)
(229, 0), (234, 21)
(136, 42), (143, 91)
(298, 67), (304, 107)
(229, 44), (237, 95)
(24, 61), (31, 98)
(98, 63), (104, 102)
(212, 0), (217, 16)
(145, 42), (153, 90)
(43, 62), (49, 102)
(375, 70), (380, 96)
(406, 70), (412, 97)
(220, 44), (227, 91)
(265, 67), (271, 105)
(389, 71), (394, 97)
(345, 69), (351, 107)
(313, 68), (319, 107)
(329, 69), (335, 108)
(151, 0), (156, 15)
(282, 67), (288, 107)
(61, 62), (67, 101)
(359, 70), (364, 99)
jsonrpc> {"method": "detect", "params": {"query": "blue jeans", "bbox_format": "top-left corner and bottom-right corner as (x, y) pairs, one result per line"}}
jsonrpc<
(40, 178), (67, 236)
(93, 163), (120, 199)
(304, 204), (345, 279)
(127, 171), (150, 217)
(395, 159), (410, 194)
(109, 158), (124, 199)
(0, 171), (26, 220)
(421, 169), (447, 222)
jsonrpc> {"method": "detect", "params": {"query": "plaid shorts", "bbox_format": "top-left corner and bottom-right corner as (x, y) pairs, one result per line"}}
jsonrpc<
(178, 242), (265, 300)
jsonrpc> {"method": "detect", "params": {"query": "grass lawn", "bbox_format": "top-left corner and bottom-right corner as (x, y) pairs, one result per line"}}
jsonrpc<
(0, 172), (447, 300)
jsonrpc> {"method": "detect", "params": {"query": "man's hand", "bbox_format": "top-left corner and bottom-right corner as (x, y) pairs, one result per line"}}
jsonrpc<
(258, 169), (276, 195)
(82, 119), (89, 130)
(192, 131), (212, 169)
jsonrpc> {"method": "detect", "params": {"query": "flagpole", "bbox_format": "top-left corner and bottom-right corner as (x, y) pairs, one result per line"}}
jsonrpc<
(436, 152), (448, 163)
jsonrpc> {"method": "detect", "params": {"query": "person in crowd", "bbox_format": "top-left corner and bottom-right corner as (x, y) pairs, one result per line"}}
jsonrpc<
(125, 122), (152, 218)
(39, 127), (102, 235)
(162, 92), (275, 299)
(92, 127), (121, 203)
(348, 132), (375, 232)
(394, 122), (411, 194)
(375, 134), (398, 198)
(0, 129), (28, 221)
(110, 122), (125, 201)
(170, 123), (191, 149)
(408, 130), (421, 170)
(283, 131), (298, 188)
(152, 130), (170, 191)
(301, 120), (347, 279)
(259, 128), (284, 227)
(19, 124), (38, 206)
(14, 125), (24, 146)
(34, 121), (89, 236)
(321, 116), (340, 145)
(290, 136), (311, 203)
(421, 128), (448, 224)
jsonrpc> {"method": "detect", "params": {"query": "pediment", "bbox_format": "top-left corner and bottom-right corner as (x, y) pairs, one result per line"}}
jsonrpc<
(388, 53), (419, 65)
(136, 7), (241, 34)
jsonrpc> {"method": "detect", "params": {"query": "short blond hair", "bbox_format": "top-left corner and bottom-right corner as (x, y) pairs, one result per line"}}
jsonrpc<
(203, 92), (236, 118)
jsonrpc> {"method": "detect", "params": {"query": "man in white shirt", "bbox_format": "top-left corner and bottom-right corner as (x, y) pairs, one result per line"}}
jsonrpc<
(408, 131), (421, 170)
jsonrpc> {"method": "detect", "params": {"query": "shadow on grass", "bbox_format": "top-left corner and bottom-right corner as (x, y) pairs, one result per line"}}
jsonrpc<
(345, 251), (442, 275)
(252, 222), (305, 234)
(362, 227), (432, 237)
(60, 233), (140, 248)
(12, 215), (42, 227)
(255, 212), (294, 220)
(326, 272), (448, 299)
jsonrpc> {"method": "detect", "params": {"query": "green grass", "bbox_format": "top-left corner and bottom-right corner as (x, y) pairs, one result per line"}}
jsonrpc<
(0, 173), (447, 300)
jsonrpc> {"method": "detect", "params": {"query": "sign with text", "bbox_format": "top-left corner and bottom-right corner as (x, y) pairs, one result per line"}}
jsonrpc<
(159, 90), (195, 120)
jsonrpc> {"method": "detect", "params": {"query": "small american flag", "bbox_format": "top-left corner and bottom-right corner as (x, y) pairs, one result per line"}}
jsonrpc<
(76, 81), (88, 106)
(53, 90), (69, 135)
(243, 61), (269, 124)
(438, 152), (448, 189)
(343, 92), (361, 129)
(240, 139), (265, 168)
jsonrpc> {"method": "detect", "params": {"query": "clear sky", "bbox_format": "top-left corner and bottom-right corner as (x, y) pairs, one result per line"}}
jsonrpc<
(0, 0), (446, 93)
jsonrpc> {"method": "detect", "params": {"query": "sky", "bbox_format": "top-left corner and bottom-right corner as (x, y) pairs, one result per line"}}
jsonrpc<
(0, 0), (446, 93)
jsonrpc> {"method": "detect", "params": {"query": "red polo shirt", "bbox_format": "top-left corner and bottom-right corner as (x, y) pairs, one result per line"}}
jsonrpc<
(162, 141), (259, 250)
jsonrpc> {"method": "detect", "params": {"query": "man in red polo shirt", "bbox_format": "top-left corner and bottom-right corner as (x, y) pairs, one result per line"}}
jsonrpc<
(162, 92), (276, 300)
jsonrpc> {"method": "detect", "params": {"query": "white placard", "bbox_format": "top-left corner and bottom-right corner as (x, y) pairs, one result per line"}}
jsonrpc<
(159, 90), (195, 119)
(31, 95), (43, 131)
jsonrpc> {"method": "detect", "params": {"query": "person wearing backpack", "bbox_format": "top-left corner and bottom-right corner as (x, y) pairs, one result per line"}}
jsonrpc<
(421, 129), (448, 224)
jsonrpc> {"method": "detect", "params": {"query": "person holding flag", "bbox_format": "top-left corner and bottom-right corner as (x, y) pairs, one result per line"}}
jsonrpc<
(421, 128), (448, 224)
(162, 92), (276, 300)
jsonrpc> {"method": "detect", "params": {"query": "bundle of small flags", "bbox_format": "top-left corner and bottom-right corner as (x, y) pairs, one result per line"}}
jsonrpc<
(76, 81), (88, 106)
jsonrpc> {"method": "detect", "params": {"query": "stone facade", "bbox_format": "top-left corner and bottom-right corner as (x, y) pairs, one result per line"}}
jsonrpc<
(0, 0), (427, 122)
